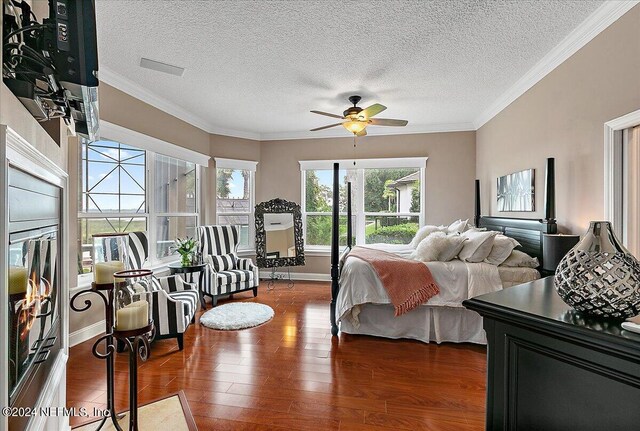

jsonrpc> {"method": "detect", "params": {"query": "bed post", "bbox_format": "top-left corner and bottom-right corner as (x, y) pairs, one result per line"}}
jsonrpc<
(330, 163), (340, 336)
(347, 181), (353, 248)
(474, 179), (481, 227)
(544, 157), (556, 223)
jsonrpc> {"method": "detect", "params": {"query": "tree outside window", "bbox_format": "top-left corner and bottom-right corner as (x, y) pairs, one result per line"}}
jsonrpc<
(215, 160), (256, 249)
(302, 163), (423, 247)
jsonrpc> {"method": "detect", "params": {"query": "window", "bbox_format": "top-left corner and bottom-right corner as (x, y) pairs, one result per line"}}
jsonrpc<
(215, 158), (258, 250)
(78, 139), (147, 274)
(78, 130), (204, 275)
(300, 158), (426, 248)
(154, 154), (199, 260)
(303, 168), (353, 247)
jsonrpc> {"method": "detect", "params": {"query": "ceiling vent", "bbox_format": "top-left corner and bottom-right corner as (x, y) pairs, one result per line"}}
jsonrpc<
(139, 57), (185, 76)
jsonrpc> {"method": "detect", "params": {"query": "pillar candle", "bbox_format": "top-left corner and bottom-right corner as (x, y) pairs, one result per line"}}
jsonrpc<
(115, 300), (149, 331)
(94, 261), (125, 284)
(8, 267), (28, 295)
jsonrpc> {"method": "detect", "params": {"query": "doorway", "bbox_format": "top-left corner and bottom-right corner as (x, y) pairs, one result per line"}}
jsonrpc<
(605, 109), (640, 258)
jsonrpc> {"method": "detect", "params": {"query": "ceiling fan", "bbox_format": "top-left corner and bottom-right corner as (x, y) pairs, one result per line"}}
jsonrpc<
(310, 95), (408, 136)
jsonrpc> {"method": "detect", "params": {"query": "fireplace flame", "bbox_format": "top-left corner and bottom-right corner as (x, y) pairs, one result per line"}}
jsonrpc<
(17, 276), (51, 341)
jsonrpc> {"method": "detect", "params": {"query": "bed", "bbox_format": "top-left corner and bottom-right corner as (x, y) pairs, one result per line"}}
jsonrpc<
(328, 160), (558, 343)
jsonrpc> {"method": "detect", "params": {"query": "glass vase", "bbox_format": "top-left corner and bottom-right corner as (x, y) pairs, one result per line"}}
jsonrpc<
(181, 253), (192, 267)
(113, 269), (153, 332)
(554, 221), (640, 318)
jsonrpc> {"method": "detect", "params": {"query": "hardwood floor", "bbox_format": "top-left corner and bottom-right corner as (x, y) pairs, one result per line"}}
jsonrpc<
(67, 281), (487, 430)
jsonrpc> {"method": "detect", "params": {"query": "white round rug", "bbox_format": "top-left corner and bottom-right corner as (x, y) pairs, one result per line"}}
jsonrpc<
(200, 302), (274, 330)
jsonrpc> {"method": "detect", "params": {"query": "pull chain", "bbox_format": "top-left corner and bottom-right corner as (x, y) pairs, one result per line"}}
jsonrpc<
(353, 135), (357, 165)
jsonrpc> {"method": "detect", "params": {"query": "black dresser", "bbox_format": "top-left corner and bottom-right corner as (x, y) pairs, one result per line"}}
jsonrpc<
(463, 277), (640, 431)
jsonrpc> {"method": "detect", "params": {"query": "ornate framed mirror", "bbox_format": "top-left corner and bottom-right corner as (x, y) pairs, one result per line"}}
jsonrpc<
(255, 198), (305, 268)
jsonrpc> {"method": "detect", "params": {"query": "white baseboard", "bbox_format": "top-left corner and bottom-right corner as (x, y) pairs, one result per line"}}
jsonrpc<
(69, 320), (104, 347)
(259, 271), (330, 282)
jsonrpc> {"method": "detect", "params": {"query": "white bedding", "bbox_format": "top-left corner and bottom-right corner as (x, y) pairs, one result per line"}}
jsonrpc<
(498, 266), (540, 287)
(338, 244), (503, 324)
(336, 243), (539, 343)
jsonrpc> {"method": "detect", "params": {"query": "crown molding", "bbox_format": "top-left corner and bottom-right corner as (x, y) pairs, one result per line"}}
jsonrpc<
(259, 122), (476, 141)
(98, 1), (638, 141)
(98, 66), (261, 141)
(98, 67), (473, 141)
(473, 0), (639, 129)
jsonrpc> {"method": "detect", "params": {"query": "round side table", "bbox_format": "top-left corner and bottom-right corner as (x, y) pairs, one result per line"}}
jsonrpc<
(168, 262), (207, 310)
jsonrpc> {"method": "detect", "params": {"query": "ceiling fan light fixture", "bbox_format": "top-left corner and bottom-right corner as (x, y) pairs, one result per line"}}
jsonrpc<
(343, 120), (367, 135)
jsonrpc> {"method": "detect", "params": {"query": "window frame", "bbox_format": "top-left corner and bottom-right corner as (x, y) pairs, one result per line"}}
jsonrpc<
(214, 157), (258, 252)
(299, 157), (427, 252)
(78, 123), (208, 283)
(149, 152), (201, 263)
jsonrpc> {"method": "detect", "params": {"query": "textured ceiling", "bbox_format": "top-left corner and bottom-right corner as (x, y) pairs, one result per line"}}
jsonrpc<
(95, 0), (604, 139)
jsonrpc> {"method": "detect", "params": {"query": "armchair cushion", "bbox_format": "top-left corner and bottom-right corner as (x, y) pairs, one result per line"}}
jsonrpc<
(216, 269), (254, 285)
(210, 253), (237, 272)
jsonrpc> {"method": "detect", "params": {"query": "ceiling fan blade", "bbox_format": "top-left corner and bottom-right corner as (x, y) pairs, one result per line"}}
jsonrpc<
(311, 110), (344, 119)
(360, 104), (387, 119)
(369, 118), (408, 127)
(356, 128), (367, 137)
(310, 123), (342, 131)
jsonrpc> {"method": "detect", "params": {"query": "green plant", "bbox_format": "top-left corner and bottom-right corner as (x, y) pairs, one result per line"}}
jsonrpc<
(365, 223), (419, 244)
(173, 237), (199, 266)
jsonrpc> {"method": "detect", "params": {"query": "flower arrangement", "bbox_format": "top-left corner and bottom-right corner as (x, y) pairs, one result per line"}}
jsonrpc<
(173, 237), (199, 267)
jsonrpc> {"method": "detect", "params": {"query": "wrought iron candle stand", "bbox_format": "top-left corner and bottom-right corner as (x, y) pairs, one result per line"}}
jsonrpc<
(69, 232), (131, 430)
(71, 276), (154, 430)
(70, 282), (124, 431)
(93, 323), (153, 431)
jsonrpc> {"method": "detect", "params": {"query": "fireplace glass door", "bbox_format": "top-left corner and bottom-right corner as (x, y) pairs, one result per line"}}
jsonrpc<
(8, 229), (59, 402)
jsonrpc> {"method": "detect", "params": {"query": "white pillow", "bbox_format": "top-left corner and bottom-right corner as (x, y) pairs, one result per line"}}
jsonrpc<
(465, 226), (487, 232)
(485, 234), (521, 266)
(411, 232), (467, 262)
(500, 250), (540, 268)
(409, 225), (447, 248)
(458, 230), (499, 263)
(447, 219), (468, 234)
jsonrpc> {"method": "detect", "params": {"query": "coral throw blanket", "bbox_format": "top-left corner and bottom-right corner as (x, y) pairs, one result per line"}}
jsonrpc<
(348, 246), (440, 316)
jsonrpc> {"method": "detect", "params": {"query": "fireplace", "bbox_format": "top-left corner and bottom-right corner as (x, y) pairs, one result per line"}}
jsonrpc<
(6, 166), (62, 431)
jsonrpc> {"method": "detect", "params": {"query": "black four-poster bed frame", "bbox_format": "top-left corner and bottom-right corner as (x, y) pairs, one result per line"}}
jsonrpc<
(329, 158), (558, 336)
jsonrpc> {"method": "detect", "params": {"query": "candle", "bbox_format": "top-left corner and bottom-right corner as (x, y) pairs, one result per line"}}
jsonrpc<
(8, 267), (28, 295)
(115, 300), (149, 331)
(94, 261), (125, 284)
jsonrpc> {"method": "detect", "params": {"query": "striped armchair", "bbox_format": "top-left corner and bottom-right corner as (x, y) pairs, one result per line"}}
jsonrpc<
(197, 225), (259, 307)
(128, 232), (199, 350)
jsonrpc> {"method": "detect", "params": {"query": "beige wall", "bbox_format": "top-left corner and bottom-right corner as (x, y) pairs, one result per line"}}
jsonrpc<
(476, 5), (640, 235)
(100, 83), (210, 154)
(259, 131), (477, 273)
(0, 85), (68, 171)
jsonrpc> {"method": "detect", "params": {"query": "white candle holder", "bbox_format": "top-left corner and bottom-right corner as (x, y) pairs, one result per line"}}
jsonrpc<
(113, 269), (153, 333)
(92, 233), (129, 287)
(111, 269), (154, 431)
